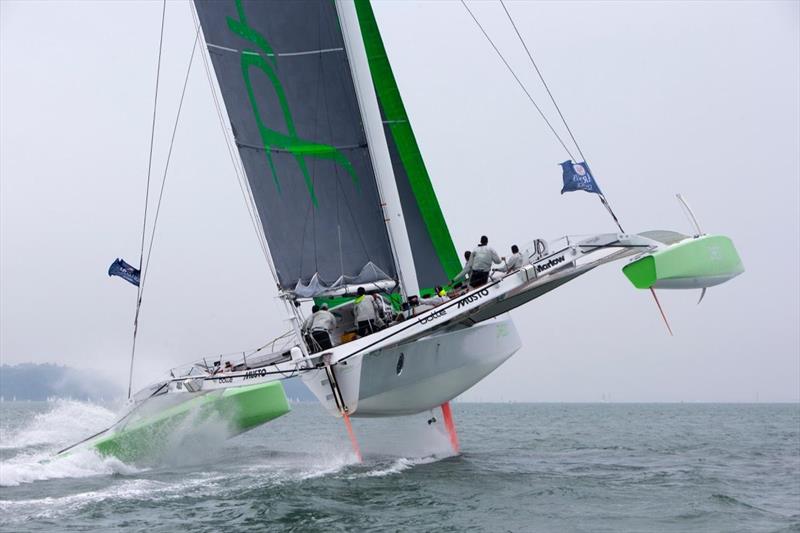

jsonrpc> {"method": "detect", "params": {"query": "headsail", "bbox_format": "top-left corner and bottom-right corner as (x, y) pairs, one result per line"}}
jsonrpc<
(354, 0), (461, 291)
(194, 0), (398, 297)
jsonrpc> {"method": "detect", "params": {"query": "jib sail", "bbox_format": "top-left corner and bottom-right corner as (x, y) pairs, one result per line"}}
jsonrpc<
(354, 0), (461, 291)
(194, 0), (398, 297)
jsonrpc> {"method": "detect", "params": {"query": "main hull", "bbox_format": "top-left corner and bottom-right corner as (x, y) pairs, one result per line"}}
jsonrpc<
(302, 314), (522, 417)
(356, 314), (521, 416)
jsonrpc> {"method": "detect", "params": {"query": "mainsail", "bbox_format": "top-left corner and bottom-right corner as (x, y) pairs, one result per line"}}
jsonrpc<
(194, 0), (398, 297)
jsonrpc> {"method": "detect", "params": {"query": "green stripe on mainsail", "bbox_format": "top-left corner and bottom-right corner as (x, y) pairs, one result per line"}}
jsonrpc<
(354, 0), (461, 280)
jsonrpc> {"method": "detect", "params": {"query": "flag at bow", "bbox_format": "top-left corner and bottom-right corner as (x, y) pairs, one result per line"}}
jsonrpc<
(560, 160), (602, 195)
(108, 258), (140, 287)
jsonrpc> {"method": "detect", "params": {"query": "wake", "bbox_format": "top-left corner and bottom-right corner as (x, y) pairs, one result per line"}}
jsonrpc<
(0, 399), (139, 486)
(0, 399), (460, 487)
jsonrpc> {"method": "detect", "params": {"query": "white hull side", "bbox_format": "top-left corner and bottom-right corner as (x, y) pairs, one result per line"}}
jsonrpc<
(300, 354), (365, 416)
(354, 314), (520, 416)
(302, 314), (521, 418)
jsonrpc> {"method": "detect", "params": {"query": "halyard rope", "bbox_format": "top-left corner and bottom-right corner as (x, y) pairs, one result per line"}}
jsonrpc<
(128, 5), (199, 399)
(128, 0), (167, 400)
(460, 0), (576, 161)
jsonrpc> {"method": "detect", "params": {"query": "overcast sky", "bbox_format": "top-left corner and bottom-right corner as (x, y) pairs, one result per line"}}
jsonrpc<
(1, 0), (798, 402)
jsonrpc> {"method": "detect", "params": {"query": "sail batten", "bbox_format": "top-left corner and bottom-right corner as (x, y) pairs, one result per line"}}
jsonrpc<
(207, 43), (346, 58)
(194, 0), (398, 296)
(237, 142), (367, 153)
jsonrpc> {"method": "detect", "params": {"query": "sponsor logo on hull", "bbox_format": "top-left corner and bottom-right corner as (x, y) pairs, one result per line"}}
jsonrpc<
(535, 254), (566, 274)
(456, 288), (490, 309)
(418, 309), (447, 325)
(244, 368), (269, 380)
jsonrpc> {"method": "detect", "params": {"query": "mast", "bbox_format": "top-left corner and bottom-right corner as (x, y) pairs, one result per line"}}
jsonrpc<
(335, 0), (420, 300)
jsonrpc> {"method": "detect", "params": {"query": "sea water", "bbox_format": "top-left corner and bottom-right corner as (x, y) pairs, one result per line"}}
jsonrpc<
(0, 401), (797, 532)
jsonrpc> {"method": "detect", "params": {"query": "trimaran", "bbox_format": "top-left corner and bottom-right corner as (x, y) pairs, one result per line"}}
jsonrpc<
(61, 0), (743, 463)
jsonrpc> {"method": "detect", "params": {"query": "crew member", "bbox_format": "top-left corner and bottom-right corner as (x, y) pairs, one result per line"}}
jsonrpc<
(463, 236), (502, 288)
(452, 250), (472, 288)
(496, 245), (524, 273)
(354, 287), (380, 337)
(302, 305), (319, 331)
(453, 250), (473, 287)
(427, 285), (450, 306)
(302, 305), (319, 349)
(309, 303), (337, 351)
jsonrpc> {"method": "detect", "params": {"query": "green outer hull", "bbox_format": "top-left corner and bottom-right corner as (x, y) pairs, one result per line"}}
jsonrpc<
(92, 381), (290, 463)
(622, 235), (744, 289)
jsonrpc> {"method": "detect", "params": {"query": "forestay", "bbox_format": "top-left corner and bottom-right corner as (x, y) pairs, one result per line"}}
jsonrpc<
(194, 0), (397, 296)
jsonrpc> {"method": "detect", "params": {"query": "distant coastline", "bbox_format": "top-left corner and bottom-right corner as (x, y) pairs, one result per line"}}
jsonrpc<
(2, 364), (793, 404)
(0, 363), (121, 402)
(0, 363), (316, 402)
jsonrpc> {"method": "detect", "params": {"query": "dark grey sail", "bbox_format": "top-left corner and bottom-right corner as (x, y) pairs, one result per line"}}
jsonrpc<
(194, 0), (397, 297)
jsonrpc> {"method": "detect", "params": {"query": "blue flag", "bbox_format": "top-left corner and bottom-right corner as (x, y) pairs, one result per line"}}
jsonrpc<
(108, 258), (140, 287)
(560, 160), (602, 195)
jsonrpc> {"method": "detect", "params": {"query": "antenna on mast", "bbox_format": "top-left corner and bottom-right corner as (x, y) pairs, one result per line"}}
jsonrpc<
(676, 193), (704, 236)
(676, 194), (708, 305)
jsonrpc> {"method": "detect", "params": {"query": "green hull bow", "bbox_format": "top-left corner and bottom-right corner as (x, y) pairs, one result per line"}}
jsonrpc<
(623, 235), (744, 290)
(90, 381), (290, 463)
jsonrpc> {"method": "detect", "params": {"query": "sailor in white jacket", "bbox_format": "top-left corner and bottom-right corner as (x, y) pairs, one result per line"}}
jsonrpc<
(453, 250), (472, 286)
(302, 305), (319, 332)
(309, 303), (337, 351)
(354, 287), (381, 337)
(461, 236), (502, 288)
(301, 304), (319, 349)
(496, 245), (524, 273)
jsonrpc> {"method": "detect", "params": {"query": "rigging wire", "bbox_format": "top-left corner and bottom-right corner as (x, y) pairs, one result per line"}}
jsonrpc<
(190, 3), (306, 355)
(189, 2), (276, 285)
(128, 0), (167, 400)
(499, 0), (587, 164)
(137, 0), (167, 280)
(496, 0), (626, 233)
(140, 26), (200, 290)
(189, 3), (301, 356)
(127, 10), (201, 400)
(497, 1), (679, 333)
(459, 0), (576, 162)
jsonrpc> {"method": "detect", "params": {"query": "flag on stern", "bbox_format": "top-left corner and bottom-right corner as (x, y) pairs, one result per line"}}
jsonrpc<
(560, 161), (602, 195)
(108, 258), (140, 287)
